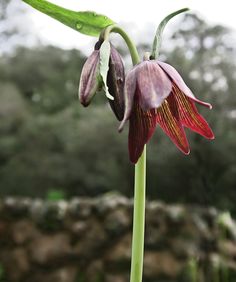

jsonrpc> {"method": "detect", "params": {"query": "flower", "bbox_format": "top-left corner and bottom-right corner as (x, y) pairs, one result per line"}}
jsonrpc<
(119, 59), (214, 164)
(79, 41), (125, 121)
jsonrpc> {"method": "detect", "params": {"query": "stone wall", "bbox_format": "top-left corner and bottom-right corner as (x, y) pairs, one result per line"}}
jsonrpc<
(0, 194), (236, 282)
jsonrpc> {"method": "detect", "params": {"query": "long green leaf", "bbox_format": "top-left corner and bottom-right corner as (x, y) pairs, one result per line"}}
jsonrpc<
(151, 8), (189, 59)
(23, 0), (115, 37)
(99, 40), (113, 100)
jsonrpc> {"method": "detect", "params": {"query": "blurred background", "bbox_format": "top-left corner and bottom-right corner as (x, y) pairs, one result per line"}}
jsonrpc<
(1, 0), (236, 213)
(0, 0), (236, 281)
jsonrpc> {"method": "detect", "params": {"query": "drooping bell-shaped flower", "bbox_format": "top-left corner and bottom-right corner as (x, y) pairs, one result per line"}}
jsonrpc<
(119, 58), (214, 164)
(79, 41), (125, 120)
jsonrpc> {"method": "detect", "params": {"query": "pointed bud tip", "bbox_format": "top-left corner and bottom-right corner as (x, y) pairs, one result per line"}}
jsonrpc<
(79, 96), (90, 107)
(81, 102), (89, 107)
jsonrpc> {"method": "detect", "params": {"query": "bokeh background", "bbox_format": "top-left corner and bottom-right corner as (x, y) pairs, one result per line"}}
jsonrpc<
(1, 1), (236, 281)
(1, 0), (236, 213)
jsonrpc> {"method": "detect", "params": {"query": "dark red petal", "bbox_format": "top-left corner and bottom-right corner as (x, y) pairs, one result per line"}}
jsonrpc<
(119, 68), (137, 132)
(172, 86), (215, 139)
(136, 61), (172, 111)
(156, 94), (190, 155)
(128, 102), (157, 163)
(158, 61), (212, 109)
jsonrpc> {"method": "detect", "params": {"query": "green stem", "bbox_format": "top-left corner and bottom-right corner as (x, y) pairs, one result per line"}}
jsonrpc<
(102, 25), (140, 65)
(130, 146), (146, 282)
(102, 25), (146, 282)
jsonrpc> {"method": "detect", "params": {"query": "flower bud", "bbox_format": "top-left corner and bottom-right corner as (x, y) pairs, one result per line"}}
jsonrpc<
(107, 45), (125, 121)
(79, 41), (125, 120)
(79, 49), (102, 107)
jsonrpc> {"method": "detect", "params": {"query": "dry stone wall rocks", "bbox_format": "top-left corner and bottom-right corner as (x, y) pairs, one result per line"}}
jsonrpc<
(0, 194), (236, 282)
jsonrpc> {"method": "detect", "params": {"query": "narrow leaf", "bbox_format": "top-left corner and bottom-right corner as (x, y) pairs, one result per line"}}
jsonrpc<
(23, 0), (115, 37)
(151, 8), (189, 59)
(99, 40), (114, 100)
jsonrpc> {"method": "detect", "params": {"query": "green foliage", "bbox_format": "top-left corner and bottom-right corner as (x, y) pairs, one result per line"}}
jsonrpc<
(187, 258), (198, 282)
(23, 0), (115, 37)
(0, 264), (5, 281)
(180, 258), (198, 282)
(180, 257), (236, 282)
(46, 189), (65, 201)
(75, 271), (86, 282)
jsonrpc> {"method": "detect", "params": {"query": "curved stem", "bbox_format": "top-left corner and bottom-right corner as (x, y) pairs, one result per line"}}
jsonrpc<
(102, 24), (140, 65)
(130, 146), (146, 282)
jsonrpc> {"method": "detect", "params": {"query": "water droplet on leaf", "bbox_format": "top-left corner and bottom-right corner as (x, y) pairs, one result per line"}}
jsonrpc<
(76, 23), (83, 30)
(93, 12), (97, 17)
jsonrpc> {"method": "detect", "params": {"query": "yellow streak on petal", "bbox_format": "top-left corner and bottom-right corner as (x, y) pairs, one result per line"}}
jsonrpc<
(157, 99), (186, 146)
(173, 85), (204, 128)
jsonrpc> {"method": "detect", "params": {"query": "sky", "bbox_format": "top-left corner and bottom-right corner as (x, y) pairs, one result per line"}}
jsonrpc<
(22, 0), (236, 55)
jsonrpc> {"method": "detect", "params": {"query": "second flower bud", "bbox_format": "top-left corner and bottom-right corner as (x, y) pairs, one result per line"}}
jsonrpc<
(79, 41), (125, 121)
